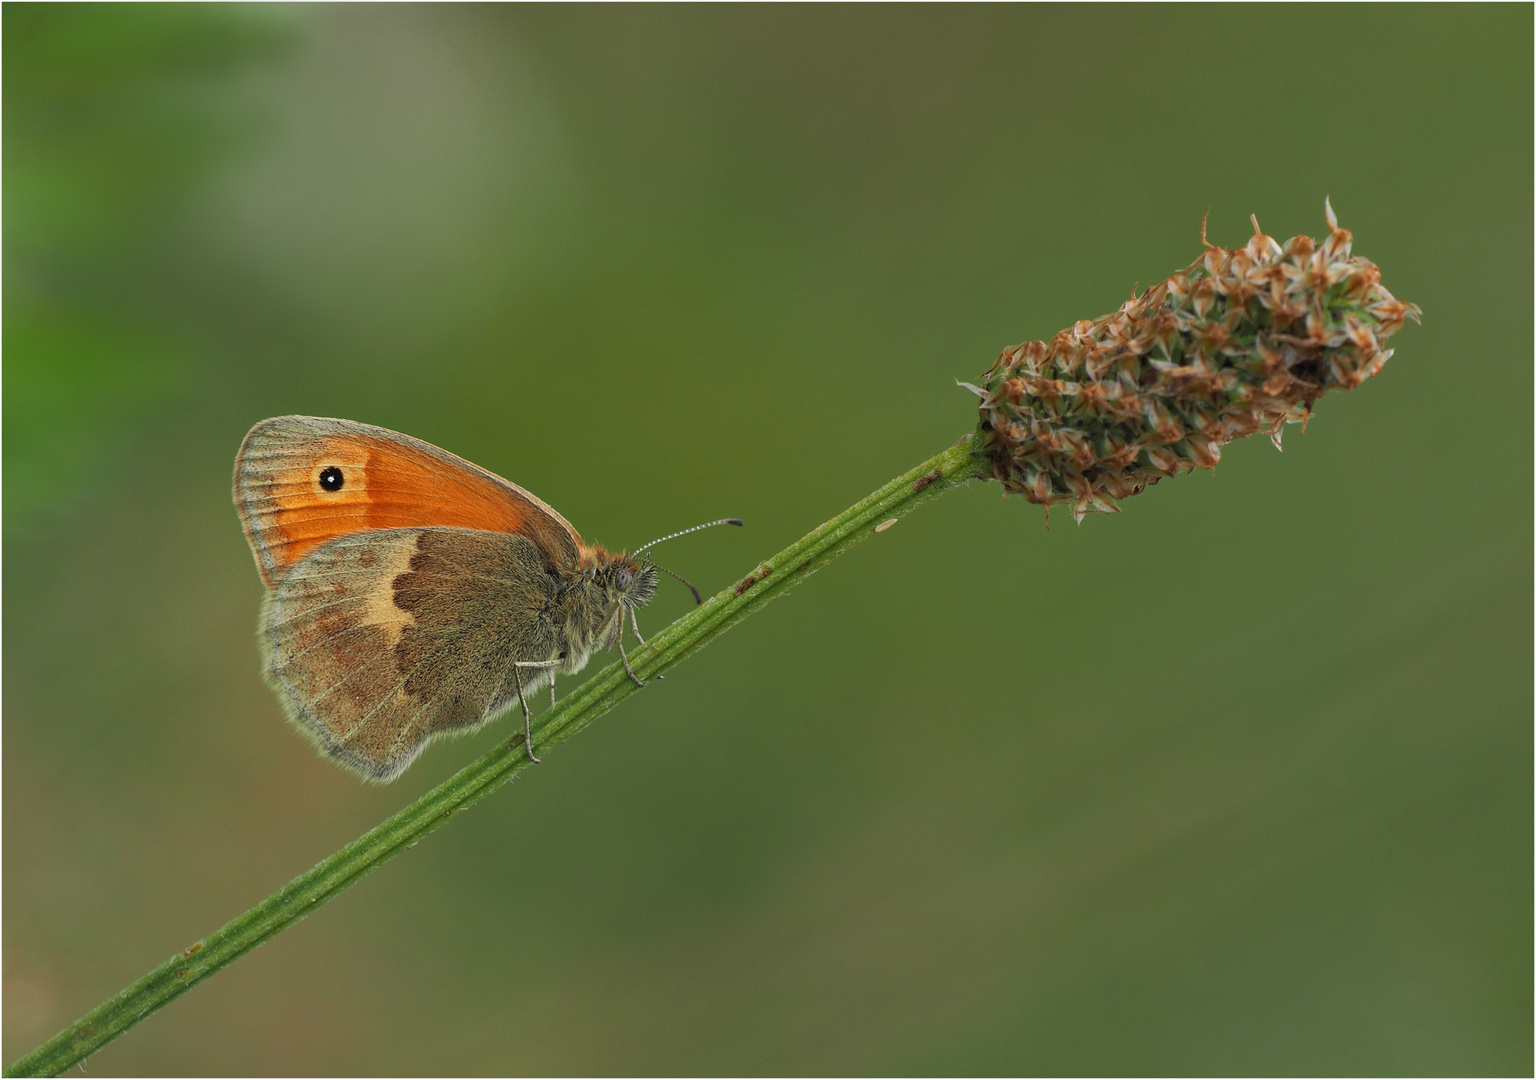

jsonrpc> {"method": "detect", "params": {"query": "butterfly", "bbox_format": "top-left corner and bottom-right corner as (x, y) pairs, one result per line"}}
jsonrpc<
(233, 416), (738, 781)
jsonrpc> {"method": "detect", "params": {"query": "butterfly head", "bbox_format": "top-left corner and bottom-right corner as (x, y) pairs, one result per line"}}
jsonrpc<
(609, 554), (659, 611)
(579, 547), (657, 610)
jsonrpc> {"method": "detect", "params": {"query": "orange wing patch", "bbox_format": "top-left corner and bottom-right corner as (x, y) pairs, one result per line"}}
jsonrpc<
(235, 416), (583, 586)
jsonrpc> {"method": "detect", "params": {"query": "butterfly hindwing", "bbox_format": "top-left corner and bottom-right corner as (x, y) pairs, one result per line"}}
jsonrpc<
(262, 527), (565, 781)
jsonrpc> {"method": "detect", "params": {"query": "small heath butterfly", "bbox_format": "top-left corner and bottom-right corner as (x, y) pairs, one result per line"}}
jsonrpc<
(233, 416), (739, 781)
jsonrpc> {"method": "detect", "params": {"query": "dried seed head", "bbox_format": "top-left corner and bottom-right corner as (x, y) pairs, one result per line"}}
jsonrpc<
(973, 201), (1421, 524)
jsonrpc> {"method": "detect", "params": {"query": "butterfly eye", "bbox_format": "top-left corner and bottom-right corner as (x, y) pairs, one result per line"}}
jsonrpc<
(318, 466), (345, 492)
(615, 567), (633, 591)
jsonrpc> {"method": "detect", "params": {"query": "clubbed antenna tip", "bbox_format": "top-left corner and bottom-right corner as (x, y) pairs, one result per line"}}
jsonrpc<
(632, 517), (743, 556)
(971, 201), (1420, 525)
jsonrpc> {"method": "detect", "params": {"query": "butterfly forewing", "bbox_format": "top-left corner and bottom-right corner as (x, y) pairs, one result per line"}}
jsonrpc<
(235, 415), (583, 587)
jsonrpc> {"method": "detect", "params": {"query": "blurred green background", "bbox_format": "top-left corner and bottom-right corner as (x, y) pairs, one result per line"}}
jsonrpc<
(4, 5), (1530, 1075)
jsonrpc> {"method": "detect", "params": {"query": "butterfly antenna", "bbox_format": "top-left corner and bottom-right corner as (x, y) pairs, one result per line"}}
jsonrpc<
(631, 518), (741, 606)
(631, 518), (743, 555)
(650, 561), (704, 605)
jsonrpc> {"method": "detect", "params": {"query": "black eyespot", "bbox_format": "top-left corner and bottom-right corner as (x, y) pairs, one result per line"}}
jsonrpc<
(318, 466), (345, 492)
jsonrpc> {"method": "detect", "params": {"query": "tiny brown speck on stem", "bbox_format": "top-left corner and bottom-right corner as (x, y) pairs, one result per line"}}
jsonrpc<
(912, 468), (943, 493)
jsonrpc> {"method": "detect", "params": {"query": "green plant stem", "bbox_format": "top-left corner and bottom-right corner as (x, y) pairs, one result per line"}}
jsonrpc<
(6, 433), (984, 1078)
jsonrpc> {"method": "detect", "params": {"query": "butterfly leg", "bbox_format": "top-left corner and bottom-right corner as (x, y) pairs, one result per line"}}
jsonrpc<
(629, 608), (662, 679)
(511, 660), (561, 764)
(616, 621), (645, 689)
(510, 664), (540, 764)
